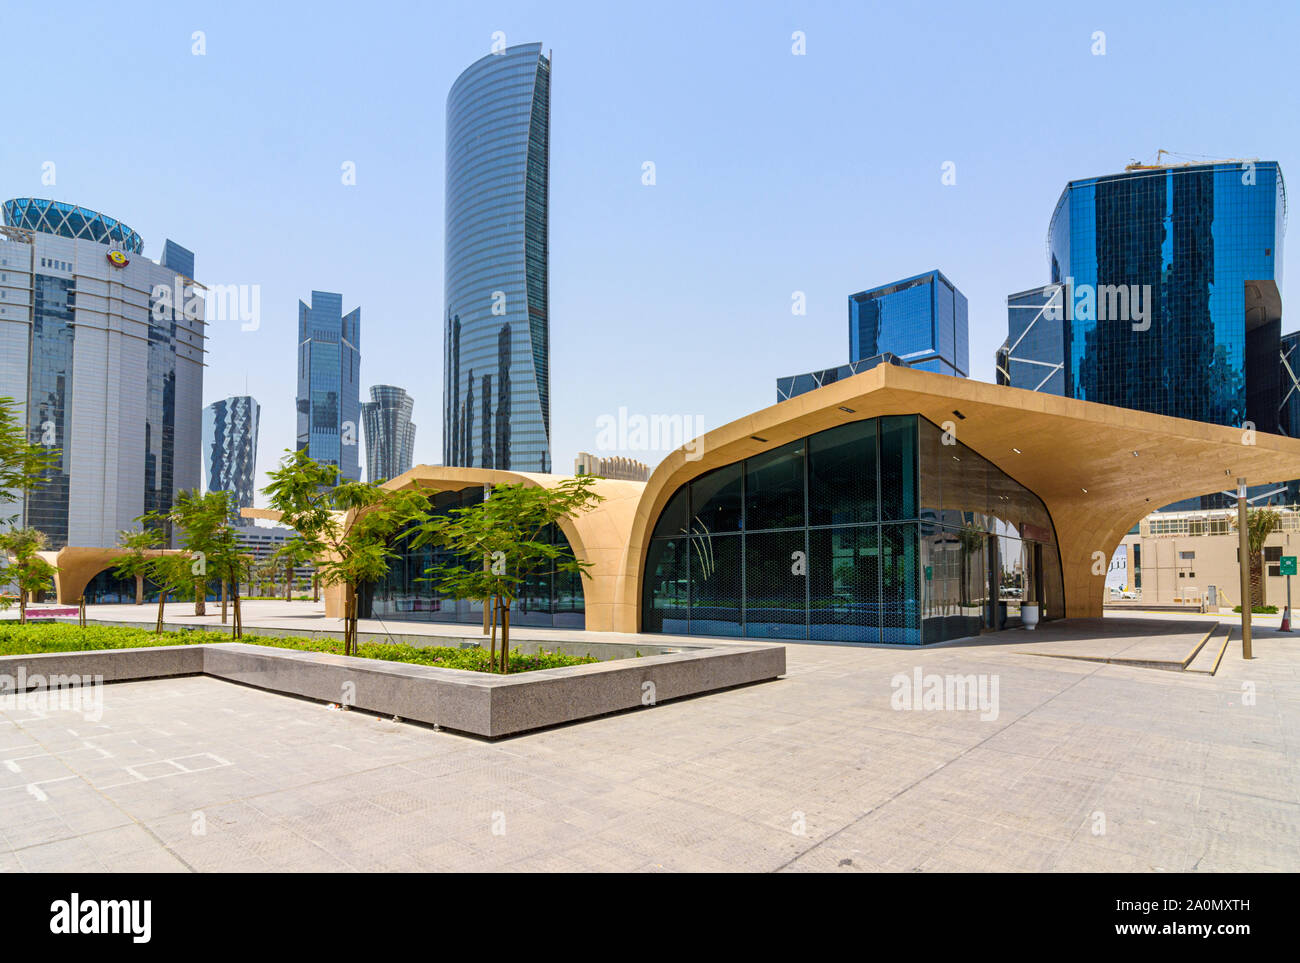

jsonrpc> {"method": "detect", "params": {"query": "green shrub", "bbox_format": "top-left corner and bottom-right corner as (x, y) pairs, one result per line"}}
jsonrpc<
(1230, 605), (1279, 614)
(0, 622), (596, 672)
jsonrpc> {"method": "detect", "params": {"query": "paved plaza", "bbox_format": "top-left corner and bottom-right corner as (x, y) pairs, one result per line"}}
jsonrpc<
(1, 610), (1297, 872)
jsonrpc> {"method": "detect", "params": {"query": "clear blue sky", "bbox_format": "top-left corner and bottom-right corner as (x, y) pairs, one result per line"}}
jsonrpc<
(3, 0), (1296, 504)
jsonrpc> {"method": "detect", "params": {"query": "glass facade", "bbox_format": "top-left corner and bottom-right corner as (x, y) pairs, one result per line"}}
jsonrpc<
(444, 43), (551, 472)
(642, 415), (1063, 644)
(1047, 162), (1287, 428)
(368, 486), (584, 628)
(3, 198), (143, 253)
(361, 384), (416, 483)
(776, 353), (908, 402)
(849, 270), (968, 378)
(1, 200), (204, 549)
(25, 273), (75, 546)
(996, 284), (1067, 394)
(444, 43), (551, 470)
(296, 291), (361, 483)
(202, 396), (260, 523)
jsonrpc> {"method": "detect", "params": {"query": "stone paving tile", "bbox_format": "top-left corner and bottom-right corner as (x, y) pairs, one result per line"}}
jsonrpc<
(2, 620), (1298, 872)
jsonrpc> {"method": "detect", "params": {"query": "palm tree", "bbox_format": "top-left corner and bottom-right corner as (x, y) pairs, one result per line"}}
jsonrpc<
(1232, 507), (1282, 610)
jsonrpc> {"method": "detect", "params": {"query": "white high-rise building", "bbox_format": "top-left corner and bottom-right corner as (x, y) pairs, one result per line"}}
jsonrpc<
(0, 198), (205, 548)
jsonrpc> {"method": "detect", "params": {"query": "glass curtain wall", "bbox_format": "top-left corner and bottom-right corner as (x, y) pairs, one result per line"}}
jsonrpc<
(642, 415), (1063, 644)
(369, 486), (584, 628)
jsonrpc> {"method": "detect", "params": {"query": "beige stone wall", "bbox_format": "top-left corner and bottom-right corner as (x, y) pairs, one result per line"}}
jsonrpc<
(1119, 530), (1300, 609)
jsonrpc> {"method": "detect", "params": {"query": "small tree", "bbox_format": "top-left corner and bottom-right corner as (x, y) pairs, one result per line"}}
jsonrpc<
(167, 489), (233, 616)
(1232, 507), (1282, 609)
(409, 477), (602, 674)
(113, 527), (163, 605)
(0, 396), (61, 527)
(263, 449), (432, 655)
(0, 527), (58, 624)
(269, 536), (315, 601)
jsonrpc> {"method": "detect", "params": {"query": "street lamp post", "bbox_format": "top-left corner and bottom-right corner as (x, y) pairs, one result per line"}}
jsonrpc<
(1237, 478), (1253, 660)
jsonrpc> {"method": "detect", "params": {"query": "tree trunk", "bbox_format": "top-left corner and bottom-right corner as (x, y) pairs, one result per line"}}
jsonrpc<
(1250, 553), (1265, 609)
(155, 589), (169, 634)
(285, 567), (292, 602)
(194, 579), (206, 617)
(313, 575), (319, 603)
(135, 573), (144, 605)
(18, 589), (27, 625)
(489, 596), (498, 672)
(232, 589), (242, 639)
(221, 581), (228, 624)
(500, 604), (510, 674)
(344, 583), (356, 656)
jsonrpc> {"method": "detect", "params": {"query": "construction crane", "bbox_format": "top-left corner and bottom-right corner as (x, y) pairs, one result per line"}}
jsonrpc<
(1125, 150), (1258, 171)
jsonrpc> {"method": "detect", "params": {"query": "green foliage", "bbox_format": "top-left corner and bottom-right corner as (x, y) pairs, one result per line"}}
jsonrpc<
(112, 526), (163, 584)
(409, 476), (602, 611)
(0, 622), (596, 672)
(0, 396), (61, 524)
(1231, 604), (1279, 614)
(262, 449), (434, 654)
(0, 527), (57, 619)
(1231, 507), (1282, 555)
(262, 449), (432, 588)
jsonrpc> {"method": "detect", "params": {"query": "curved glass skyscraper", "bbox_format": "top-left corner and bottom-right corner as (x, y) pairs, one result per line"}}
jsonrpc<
(1047, 161), (1286, 428)
(443, 42), (551, 472)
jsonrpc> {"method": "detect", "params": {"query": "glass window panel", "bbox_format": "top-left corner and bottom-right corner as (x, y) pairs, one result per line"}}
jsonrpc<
(879, 415), (917, 521)
(744, 530), (806, 639)
(921, 524), (985, 643)
(745, 440), (805, 531)
(881, 522), (920, 644)
(642, 536), (688, 634)
(809, 526), (880, 642)
(652, 484), (690, 539)
(807, 419), (877, 526)
(688, 533), (742, 636)
(690, 463), (742, 534)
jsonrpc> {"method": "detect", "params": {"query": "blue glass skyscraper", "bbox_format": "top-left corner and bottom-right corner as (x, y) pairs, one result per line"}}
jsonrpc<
(1045, 161), (1286, 429)
(443, 42), (551, 472)
(296, 291), (361, 483)
(849, 270), (969, 377)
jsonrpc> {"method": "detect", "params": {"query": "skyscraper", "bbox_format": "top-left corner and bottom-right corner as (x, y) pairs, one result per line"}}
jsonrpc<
(849, 270), (969, 377)
(296, 291), (360, 483)
(1031, 160), (1286, 429)
(202, 396), (260, 524)
(995, 284), (1067, 394)
(444, 42), (551, 472)
(361, 385), (416, 483)
(0, 198), (204, 548)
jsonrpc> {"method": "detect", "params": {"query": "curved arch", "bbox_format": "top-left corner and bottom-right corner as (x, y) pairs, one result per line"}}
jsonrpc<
(48, 547), (180, 604)
(625, 365), (1300, 630)
(323, 466), (645, 630)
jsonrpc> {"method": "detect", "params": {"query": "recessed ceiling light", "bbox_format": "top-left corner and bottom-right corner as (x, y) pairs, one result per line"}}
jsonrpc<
(1081, 488), (1088, 493)
(838, 406), (855, 413)
(1011, 447), (1022, 454)
(952, 410), (966, 420)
